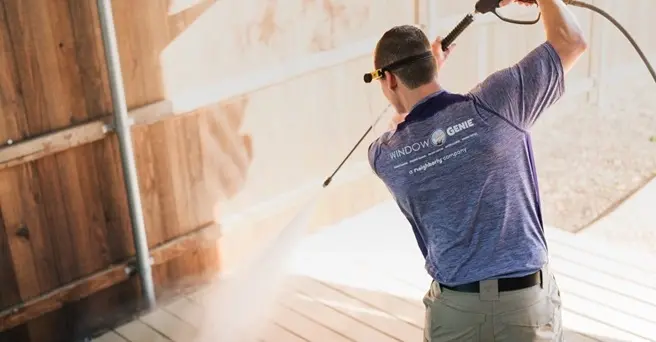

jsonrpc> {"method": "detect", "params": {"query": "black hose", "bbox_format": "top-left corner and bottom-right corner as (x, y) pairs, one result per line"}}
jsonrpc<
(568, 0), (656, 83)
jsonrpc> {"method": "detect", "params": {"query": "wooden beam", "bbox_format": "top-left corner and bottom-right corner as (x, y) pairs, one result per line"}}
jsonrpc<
(0, 119), (111, 171)
(0, 223), (220, 332)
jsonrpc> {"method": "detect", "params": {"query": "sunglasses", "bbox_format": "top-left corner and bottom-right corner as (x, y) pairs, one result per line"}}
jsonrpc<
(363, 51), (435, 84)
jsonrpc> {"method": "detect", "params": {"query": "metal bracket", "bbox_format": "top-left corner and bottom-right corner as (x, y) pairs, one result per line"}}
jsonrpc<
(102, 117), (135, 134)
(124, 255), (154, 276)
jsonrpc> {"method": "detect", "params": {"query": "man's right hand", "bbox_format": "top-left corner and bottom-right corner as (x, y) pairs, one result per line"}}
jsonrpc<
(499, 0), (538, 7)
(535, 0), (587, 73)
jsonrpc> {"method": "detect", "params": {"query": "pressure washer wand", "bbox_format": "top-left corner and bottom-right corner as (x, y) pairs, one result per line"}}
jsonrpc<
(322, 105), (390, 188)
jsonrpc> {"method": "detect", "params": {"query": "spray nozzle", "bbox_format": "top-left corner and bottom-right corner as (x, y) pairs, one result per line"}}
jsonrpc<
(475, 0), (541, 25)
(475, 0), (503, 14)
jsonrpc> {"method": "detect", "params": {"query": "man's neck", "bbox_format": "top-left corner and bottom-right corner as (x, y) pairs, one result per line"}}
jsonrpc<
(403, 82), (442, 113)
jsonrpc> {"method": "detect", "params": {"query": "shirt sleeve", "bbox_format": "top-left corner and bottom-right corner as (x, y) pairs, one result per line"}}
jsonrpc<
(469, 41), (565, 130)
(367, 139), (381, 176)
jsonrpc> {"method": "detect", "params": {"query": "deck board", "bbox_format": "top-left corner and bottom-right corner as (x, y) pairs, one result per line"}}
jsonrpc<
(113, 320), (172, 342)
(279, 287), (398, 342)
(257, 321), (308, 342)
(314, 273), (425, 328)
(269, 304), (352, 342)
(95, 201), (655, 342)
(163, 296), (205, 329)
(290, 277), (422, 341)
(92, 330), (129, 342)
(139, 308), (197, 342)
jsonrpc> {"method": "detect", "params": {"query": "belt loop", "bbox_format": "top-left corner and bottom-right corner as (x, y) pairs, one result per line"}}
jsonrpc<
(479, 279), (499, 301)
(541, 264), (551, 289)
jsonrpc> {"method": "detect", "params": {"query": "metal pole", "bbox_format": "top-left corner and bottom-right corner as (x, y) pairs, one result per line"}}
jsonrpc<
(96, 0), (156, 309)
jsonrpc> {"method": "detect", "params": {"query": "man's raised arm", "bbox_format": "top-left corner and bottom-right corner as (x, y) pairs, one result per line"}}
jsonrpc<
(468, 0), (588, 130)
(536, 0), (588, 73)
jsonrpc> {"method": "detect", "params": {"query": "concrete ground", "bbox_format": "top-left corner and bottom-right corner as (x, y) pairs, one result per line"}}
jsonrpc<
(531, 78), (656, 234)
(579, 176), (656, 254)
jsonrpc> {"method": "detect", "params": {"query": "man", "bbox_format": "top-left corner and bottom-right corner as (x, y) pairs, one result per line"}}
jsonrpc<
(366, 0), (587, 341)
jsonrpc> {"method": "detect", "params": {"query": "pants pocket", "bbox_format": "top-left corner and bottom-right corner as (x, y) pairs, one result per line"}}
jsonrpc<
(424, 293), (487, 342)
(495, 296), (561, 342)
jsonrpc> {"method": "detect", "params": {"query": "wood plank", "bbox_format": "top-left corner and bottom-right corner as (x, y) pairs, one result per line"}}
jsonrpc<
(114, 320), (172, 342)
(67, 0), (112, 120)
(0, 168), (62, 338)
(0, 0), (61, 310)
(291, 277), (422, 341)
(0, 120), (110, 172)
(563, 330), (603, 342)
(258, 321), (307, 342)
(0, 264), (129, 331)
(331, 261), (427, 312)
(553, 279), (656, 341)
(2, 0), (58, 136)
(55, 145), (113, 276)
(149, 224), (220, 263)
(548, 238), (656, 287)
(0, 207), (29, 341)
(0, 223), (219, 331)
(0, 210), (21, 310)
(546, 228), (656, 273)
(132, 125), (166, 248)
(139, 309), (196, 342)
(162, 296), (204, 329)
(0, 5), (40, 326)
(0, 0), (29, 145)
(304, 265), (426, 329)
(562, 308), (649, 342)
(279, 286), (397, 342)
(269, 304), (351, 342)
(550, 256), (656, 308)
(93, 330), (129, 342)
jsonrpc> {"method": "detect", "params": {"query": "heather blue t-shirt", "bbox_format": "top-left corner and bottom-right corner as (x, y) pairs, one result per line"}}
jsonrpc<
(368, 42), (564, 286)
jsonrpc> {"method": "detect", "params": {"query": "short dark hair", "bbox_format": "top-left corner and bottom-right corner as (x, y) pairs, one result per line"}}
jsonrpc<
(374, 25), (436, 89)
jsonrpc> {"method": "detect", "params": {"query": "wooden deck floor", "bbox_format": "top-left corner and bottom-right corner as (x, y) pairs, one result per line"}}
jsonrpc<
(94, 201), (656, 342)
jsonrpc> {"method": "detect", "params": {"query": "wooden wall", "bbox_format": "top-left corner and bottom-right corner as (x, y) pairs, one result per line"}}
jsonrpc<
(0, 0), (654, 341)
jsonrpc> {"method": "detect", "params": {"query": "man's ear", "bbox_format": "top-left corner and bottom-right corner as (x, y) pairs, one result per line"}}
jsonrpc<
(384, 71), (397, 91)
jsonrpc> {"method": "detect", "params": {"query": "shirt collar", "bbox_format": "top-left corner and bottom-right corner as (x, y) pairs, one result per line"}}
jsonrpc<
(396, 89), (469, 131)
(408, 89), (446, 114)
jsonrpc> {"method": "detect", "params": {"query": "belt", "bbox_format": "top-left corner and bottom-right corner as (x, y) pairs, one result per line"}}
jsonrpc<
(440, 270), (542, 293)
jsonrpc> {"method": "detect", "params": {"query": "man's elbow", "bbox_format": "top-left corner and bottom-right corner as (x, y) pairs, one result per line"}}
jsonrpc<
(553, 34), (588, 72)
(561, 30), (588, 56)
(570, 34), (588, 55)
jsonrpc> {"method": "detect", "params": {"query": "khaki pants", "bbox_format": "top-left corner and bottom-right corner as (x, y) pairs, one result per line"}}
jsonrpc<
(423, 265), (563, 341)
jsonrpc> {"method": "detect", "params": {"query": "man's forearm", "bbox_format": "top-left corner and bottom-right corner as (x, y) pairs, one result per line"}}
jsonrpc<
(536, 0), (587, 72)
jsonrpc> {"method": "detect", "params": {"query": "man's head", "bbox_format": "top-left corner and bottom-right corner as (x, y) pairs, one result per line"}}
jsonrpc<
(374, 25), (438, 113)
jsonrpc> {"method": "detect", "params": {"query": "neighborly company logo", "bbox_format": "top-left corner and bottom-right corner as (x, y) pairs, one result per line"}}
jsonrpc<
(430, 129), (446, 147)
(388, 118), (475, 160)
